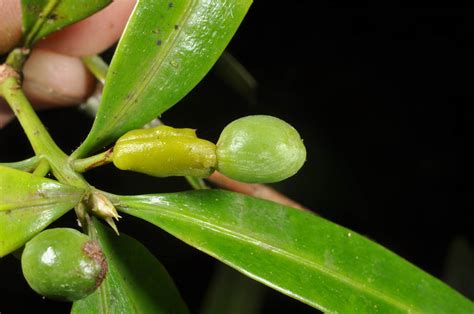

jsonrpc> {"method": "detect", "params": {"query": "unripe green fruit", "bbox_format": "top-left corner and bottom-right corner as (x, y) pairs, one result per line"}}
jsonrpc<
(113, 125), (217, 178)
(216, 115), (306, 183)
(21, 228), (107, 301)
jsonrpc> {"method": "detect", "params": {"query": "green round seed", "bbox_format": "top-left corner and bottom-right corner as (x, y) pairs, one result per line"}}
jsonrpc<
(216, 115), (306, 183)
(21, 228), (107, 301)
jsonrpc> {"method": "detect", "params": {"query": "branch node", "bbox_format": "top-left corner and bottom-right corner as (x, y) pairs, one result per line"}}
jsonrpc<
(0, 64), (20, 86)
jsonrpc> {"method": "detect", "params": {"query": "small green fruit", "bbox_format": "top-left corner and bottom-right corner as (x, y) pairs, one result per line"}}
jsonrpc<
(21, 228), (107, 301)
(216, 115), (306, 183)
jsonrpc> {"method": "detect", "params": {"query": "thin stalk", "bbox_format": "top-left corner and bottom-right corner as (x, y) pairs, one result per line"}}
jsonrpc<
(0, 73), (88, 188)
(207, 171), (308, 211)
(1, 75), (63, 156)
(72, 148), (114, 173)
(82, 55), (108, 84)
(213, 51), (258, 105)
(185, 176), (209, 190)
(32, 158), (50, 177)
(5, 48), (30, 72)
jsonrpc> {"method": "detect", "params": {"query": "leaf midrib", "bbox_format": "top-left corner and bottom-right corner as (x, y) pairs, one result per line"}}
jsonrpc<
(0, 193), (81, 211)
(97, 240), (140, 313)
(120, 202), (416, 313)
(24, 0), (61, 45)
(98, 0), (199, 142)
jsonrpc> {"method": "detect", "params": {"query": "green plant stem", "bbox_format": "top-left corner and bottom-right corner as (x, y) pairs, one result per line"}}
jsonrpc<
(0, 74), (87, 188)
(32, 159), (50, 177)
(82, 55), (108, 84)
(6, 48), (31, 72)
(185, 176), (208, 190)
(1, 76), (60, 155)
(0, 156), (40, 172)
(72, 148), (114, 173)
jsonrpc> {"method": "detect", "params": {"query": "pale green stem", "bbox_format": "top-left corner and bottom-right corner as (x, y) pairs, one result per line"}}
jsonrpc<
(213, 51), (258, 105)
(186, 176), (209, 190)
(32, 159), (50, 177)
(72, 148), (114, 173)
(1, 76), (63, 156)
(71, 145), (210, 193)
(82, 55), (108, 84)
(0, 74), (88, 188)
(6, 48), (30, 72)
(0, 156), (40, 172)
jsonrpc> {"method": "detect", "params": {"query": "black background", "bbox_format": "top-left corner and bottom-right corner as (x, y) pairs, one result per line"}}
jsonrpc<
(1, 2), (473, 313)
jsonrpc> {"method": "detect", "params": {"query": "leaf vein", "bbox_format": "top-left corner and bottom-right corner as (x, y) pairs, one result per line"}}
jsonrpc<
(101, 0), (199, 140)
(121, 203), (417, 312)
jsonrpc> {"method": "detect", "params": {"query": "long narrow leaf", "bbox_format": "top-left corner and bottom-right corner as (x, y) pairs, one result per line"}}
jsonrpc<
(73, 0), (253, 158)
(213, 51), (258, 104)
(0, 166), (82, 257)
(114, 190), (474, 313)
(0, 156), (40, 172)
(21, 0), (112, 47)
(72, 219), (189, 314)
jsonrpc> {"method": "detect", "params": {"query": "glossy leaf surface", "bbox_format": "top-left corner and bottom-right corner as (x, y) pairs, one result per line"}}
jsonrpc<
(72, 219), (189, 314)
(115, 190), (474, 313)
(0, 166), (82, 257)
(74, 0), (252, 157)
(21, 0), (112, 46)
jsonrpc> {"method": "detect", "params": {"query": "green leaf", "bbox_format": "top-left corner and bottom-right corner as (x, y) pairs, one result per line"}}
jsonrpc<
(0, 166), (83, 257)
(72, 219), (189, 314)
(201, 264), (264, 314)
(115, 190), (474, 313)
(73, 0), (253, 158)
(21, 0), (112, 47)
(0, 156), (40, 172)
(213, 51), (258, 105)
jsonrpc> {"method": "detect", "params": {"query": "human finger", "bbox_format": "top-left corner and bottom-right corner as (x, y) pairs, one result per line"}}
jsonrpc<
(22, 49), (95, 107)
(0, 49), (95, 127)
(0, 0), (22, 54)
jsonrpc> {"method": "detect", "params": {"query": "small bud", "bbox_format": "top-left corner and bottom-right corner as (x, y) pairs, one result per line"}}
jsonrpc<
(88, 191), (121, 220)
(88, 191), (121, 234)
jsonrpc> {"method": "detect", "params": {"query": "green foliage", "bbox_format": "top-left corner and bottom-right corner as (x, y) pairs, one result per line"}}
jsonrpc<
(73, 0), (253, 158)
(0, 166), (82, 257)
(72, 219), (188, 314)
(0, 0), (472, 312)
(21, 0), (112, 47)
(115, 190), (474, 313)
